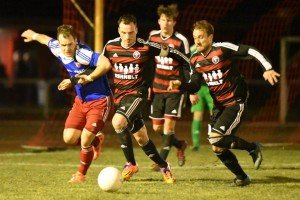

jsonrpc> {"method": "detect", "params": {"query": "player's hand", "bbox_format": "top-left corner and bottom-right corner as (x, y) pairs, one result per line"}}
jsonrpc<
(58, 79), (72, 91)
(21, 29), (36, 42)
(263, 70), (280, 85)
(189, 94), (199, 105)
(76, 74), (93, 85)
(167, 80), (181, 91)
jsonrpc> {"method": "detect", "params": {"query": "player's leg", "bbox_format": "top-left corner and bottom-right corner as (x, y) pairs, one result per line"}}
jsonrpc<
(64, 98), (87, 183)
(88, 96), (112, 161)
(68, 96), (111, 183)
(132, 124), (175, 183)
(91, 131), (105, 160)
(208, 104), (260, 186)
(210, 132), (250, 186)
(164, 93), (187, 166)
(112, 113), (137, 166)
(149, 94), (166, 170)
(213, 103), (263, 169)
(191, 110), (203, 151)
(68, 129), (95, 183)
(112, 95), (141, 180)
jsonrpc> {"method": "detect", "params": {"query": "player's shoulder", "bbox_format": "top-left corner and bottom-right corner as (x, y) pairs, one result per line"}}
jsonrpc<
(48, 39), (59, 49)
(149, 30), (161, 37)
(174, 31), (189, 42)
(78, 42), (92, 51)
(75, 43), (96, 65)
(106, 37), (121, 45)
(213, 42), (239, 51)
(48, 39), (62, 57)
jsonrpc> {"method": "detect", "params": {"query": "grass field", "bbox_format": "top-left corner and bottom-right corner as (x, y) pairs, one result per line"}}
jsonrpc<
(1, 144), (300, 200)
(1, 120), (300, 199)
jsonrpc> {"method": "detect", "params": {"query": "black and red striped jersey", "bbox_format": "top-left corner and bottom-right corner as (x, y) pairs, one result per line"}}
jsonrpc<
(149, 30), (190, 93)
(185, 42), (273, 107)
(103, 37), (158, 102)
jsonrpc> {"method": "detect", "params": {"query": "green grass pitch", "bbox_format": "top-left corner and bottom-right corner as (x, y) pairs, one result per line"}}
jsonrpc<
(1, 145), (300, 200)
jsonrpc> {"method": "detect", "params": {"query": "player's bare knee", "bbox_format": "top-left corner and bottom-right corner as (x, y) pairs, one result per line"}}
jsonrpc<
(63, 129), (80, 144)
(134, 135), (148, 146)
(63, 134), (77, 145)
(208, 132), (223, 146)
(212, 145), (224, 153)
(112, 119), (127, 131)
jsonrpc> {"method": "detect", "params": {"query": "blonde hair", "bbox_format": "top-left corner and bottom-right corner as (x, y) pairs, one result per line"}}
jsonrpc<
(193, 20), (214, 36)
(57, 24), (77, 39)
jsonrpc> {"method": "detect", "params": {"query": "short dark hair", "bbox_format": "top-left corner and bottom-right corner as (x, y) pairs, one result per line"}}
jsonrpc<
(193, 20), (214, 36)
(118, 14), (137, 25)
(57, 24), (77, 39)
(157, 4), (179, 20)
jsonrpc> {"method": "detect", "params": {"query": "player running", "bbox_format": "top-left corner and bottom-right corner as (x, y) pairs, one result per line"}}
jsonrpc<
(148, 4), (190, 170)
(77, 14), (190, 184)
(21, 25), (112, 183)
(169, 20), (280, 186)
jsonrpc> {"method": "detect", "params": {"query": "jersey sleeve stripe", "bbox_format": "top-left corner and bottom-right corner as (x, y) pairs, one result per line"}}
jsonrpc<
(213, 42), (239, 51)
(175, 32), (190, 54)
(248, 48), (272, 70)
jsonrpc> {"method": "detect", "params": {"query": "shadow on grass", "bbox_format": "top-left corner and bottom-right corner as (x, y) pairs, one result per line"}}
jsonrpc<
(255, 176), (300, 184)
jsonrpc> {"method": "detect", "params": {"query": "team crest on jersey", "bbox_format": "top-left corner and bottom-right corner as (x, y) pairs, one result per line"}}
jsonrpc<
(212, 56), (220, 64)
(133, 51), (141, 59)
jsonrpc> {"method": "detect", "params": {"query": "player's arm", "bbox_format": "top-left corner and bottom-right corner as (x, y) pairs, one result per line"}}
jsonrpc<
(21, 29), (52, 45)
(138, 38), (191, 65)
(77, 55), (112, 84)
(214, 42), (280, 85)
(168, 69), (202, 93)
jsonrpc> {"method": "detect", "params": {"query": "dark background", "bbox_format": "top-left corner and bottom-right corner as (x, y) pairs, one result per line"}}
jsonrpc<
(0, 0), (299, 122)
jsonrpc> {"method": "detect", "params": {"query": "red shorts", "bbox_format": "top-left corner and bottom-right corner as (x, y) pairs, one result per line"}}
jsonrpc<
(65, 96), (113, 134)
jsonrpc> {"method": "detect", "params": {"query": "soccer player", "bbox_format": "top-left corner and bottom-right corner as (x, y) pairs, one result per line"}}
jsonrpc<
(77, 14), (189, 184)
(21, 25), (113, 183)
(169, 20), (280, 186)
(189, 45), (213, 151)
(148, 4), (190, 170)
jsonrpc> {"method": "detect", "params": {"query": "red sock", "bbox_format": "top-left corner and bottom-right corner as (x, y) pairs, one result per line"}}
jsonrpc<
(91, 136), (100, 148)
(78, 146), (94, 175)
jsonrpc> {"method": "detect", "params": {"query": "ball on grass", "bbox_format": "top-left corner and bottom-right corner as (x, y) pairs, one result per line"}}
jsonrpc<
(98, 166), (123, 192)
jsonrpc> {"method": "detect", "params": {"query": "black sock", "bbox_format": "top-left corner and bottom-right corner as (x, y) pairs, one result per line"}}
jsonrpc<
(142, 139), (167, 168)
(230, 136), (256, 152)
(160, 134), (172, 160)
(219, 135), (256, 152)
(170, 134), (181, 149)
(216, 149), (247, 180)
(117, 128), (136, 165)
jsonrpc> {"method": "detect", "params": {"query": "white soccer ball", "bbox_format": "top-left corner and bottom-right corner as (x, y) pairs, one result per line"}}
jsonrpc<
(98, 167), (123, 192)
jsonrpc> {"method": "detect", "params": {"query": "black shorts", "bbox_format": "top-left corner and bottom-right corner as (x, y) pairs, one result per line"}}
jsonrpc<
(116, 95), (147, 131)
(149, 93), (185, 120)
(209, 102), (246, 136)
